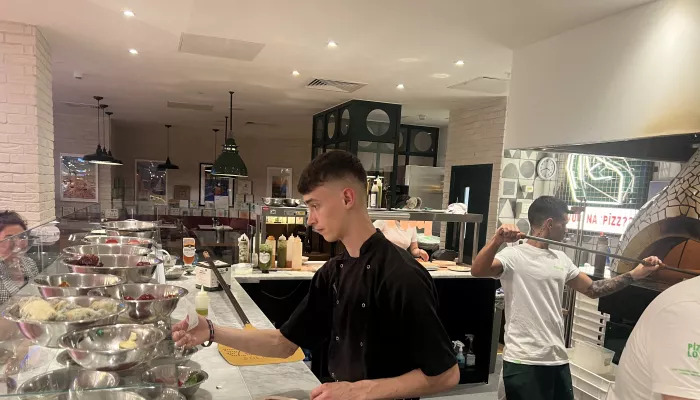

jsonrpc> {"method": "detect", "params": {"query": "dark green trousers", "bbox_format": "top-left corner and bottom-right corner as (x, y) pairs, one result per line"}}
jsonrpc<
(503, 361), (574, 400)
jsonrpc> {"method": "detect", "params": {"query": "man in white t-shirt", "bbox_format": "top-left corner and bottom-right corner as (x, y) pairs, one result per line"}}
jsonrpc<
(472, 196), (661, 400)
(610, 275), (700, 400)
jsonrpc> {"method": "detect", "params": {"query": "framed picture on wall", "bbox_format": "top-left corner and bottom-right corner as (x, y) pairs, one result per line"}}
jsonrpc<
(60, 154), (98, 202)
(135, 160), (167, 203)
(199, 163), (234, 207)
(266, 167), (293, 198)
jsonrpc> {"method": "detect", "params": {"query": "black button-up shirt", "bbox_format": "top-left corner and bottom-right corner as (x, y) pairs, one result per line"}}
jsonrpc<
(280, 231), (456, 382)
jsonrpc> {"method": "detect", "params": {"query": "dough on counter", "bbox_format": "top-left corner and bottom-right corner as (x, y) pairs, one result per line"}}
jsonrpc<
(57, 307), (101, 322)
(52, 299), (72, 312)
(19, 298), (57, 321)
(119, 332), (138, 349)
(90, 299), (118, 314)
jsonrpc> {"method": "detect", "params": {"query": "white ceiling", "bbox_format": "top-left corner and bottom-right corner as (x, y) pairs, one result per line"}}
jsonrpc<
(0, 0), (653, 129)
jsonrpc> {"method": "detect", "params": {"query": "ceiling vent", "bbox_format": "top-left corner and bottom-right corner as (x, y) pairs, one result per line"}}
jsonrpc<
(62, 101), (97, 109)
(245, 121), (277, 127)
(304, 78), (367, 93)
(166, 101), (214, 112)
(448, 77), (509, 94)
(178, 33), (265, 61)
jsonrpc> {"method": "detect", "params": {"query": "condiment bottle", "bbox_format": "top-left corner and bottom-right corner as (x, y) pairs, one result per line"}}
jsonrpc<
(195, 286), (209, 317)
(286, 235), (295, 268)
(370, 180), (379, 208)
(277, 235), (287, 269)
(183, 238), (196, 266)
(259, 243), (273, 273)
(292, 236), (303, 269)
(265, 236), (277, 265)
(238, 234), (249, 263)
(376, 177), (383, 208)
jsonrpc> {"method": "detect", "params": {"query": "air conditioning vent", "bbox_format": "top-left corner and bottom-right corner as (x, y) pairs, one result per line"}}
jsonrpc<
(178, 33), (265, 61)
(305, 78), (367, 93)
(62, 101), (97, 109)
(166, 101), (214, 112)
(448, 77), (509, 94)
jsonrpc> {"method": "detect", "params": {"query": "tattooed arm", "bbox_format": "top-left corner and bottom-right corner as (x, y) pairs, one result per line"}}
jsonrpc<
(567, 256), (662, 299)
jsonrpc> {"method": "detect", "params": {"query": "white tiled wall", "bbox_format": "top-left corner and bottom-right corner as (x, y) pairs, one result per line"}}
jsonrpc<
(440, 97), (507, 244)
(0, 21), (54, 227)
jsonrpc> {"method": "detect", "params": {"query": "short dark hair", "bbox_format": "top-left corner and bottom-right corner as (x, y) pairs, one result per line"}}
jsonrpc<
(0, 211), (27, 233)
(298, 150), (367, 195)
(528, 196), (570, 226)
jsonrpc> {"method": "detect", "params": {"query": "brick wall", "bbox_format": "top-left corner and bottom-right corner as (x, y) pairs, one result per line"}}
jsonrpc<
(0, 21), (54, 227)
(54, 113), (112, 214)
(441, 97), (507, 245)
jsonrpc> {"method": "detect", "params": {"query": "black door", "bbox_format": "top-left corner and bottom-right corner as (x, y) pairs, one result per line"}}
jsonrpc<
(445, 164), (493, 263)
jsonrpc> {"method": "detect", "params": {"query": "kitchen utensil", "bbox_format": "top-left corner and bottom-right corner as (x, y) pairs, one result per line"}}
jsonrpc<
(2, 296), (126, 348)
(58, 324), (165, 371)
(102, 220), (158, 239)
(261, 197), (284, 206)
(62, 255), (161, 283)
(282, 198), (300, 207)
(141, 365), (209, 398)
(83, 236), (155, 248)
(105, 283), (188, 323)
(522, 234), (700, 277)
(62, 244), (151, 258)
(16, 369), (119, 400)
(34, 273), (125, 298)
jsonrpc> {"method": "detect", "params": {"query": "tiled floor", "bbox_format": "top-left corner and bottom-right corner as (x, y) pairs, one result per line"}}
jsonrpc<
(427, 356), (502, 400)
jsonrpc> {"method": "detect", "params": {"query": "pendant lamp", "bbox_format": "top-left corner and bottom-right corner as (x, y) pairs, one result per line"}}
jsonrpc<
(157, 124), (179, 170)
(104, 111), (123, 166)
(211, 91), (248, 177)
(83, 96), (104, 162)
(204, 127), (219, 173)
(91, 104), (122, 165)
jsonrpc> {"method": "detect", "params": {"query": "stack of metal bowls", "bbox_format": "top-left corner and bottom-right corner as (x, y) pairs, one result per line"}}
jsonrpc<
(83, 236), (155, 248)
(102, 220), (159, 239)
(107, 284), (188, 324)
(62, 255), (161, 284)
(16, 369), (120, 400)
(2, 296), (126, 348)
(62, 244), (151, 258)
(141, 365), (208, 398)
(34, 273), (125, 298)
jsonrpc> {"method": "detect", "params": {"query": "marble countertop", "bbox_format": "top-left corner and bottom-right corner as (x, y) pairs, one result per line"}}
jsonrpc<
(10, 262), (320, 400)
(234, 267), (478, 283)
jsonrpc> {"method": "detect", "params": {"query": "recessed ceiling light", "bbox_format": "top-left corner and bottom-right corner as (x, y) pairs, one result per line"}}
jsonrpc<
(123, 9), (135, 17)
(128, 48), (139, 55)
(292, 70), (300, 76)
(396, 84), (405, 90)
(399, 57), (421, 63)
(431, 73), (450, 79)
(455, 60), (465, 66)
(327, 40), (338, 49)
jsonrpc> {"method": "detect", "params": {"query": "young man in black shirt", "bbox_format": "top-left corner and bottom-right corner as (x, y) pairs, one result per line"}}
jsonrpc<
(173, 150), (458, 400)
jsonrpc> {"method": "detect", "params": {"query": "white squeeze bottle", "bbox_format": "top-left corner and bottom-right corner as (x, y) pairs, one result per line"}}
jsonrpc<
(370, 179), (379, 208)
(195, 286), (209, 317)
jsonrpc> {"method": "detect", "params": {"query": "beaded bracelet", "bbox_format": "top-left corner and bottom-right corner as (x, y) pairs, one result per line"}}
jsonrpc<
(202, 318), (215, 347)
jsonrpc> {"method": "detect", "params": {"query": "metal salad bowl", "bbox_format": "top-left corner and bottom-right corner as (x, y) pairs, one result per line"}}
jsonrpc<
(34, 273), (125, 298)
(141, 365), (209, 398)
(261, 197), (284, 206)
(2, 296), (126, 348)
(106, 284), (188, 323)
(158, 388), (186, 400)
(152, 341), (199, 365)
(58, 324), (165, 371)
(63, 244), (152, 258)
(62, 255), (161, 284)
(282, 198), (301, 207)
(16, 369), (119, 400)
(83, 236), (155, 248)
(164, 266), (185, 281)
(103, 220), (158, 239)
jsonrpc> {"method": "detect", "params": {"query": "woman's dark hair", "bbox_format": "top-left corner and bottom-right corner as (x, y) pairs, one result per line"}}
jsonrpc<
(0, 211), (27, 232)
(298, 150), (367, 195)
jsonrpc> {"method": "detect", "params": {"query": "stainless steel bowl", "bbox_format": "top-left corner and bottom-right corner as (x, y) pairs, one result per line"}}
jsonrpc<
(2, 296), (126, 348)
(261, 197), (284, 206)
(17, 369), (119, 400)
(62, 255), (161, 283)
(158, 388), (186, 400)
(141, 365), (208, 398)
(83, 236), (155, 248)
(282, 198), (300, 207)
(58, 324), (165, 371)
(34, 273), (125, 298)
(103, 220), (158, 239)
(152, 341), (199, 365)
(63, 244), (151, 258)
(164, 266), (185, 281)
(107, 284), (188, 323)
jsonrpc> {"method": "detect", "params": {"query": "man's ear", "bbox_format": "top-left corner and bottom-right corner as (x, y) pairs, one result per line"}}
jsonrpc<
(342, 187), (356, 208)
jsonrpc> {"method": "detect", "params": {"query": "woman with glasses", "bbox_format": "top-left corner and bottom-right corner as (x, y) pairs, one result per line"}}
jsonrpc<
(0, 211), (38, 304)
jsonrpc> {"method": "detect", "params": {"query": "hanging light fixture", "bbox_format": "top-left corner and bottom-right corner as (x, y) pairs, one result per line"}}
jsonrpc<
(83, 96), (104, 162)
(204, 127), (220, 173)
(92, 104), (121, 165)
(157, 124), (179, 170)
(104, 111), (123, 166)
(211, 91), (248, 177)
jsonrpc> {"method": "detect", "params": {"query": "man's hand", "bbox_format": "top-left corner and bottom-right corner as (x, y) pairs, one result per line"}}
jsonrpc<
(172, 315), (210, 348)
(630, 256), (662, 280)
(310, 382), (369, 400)
(495, 224), (524, 245)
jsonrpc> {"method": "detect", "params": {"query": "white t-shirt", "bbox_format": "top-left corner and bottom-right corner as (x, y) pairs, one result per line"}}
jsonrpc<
(373, 220), (417, 250)
(609, 276), (700, 400)
(494, 243), (581, 365)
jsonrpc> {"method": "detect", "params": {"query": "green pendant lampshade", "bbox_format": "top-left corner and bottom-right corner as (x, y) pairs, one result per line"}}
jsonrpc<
(211, 91), (248, 177)
(158, 124), (179, 170)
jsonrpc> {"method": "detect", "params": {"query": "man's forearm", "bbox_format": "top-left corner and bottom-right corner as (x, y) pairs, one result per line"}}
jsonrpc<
(582, 272), (634, 299)
(358, 365), (459, 400)
(212, 326), (298, 358)
(471, 237), (501, 277)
